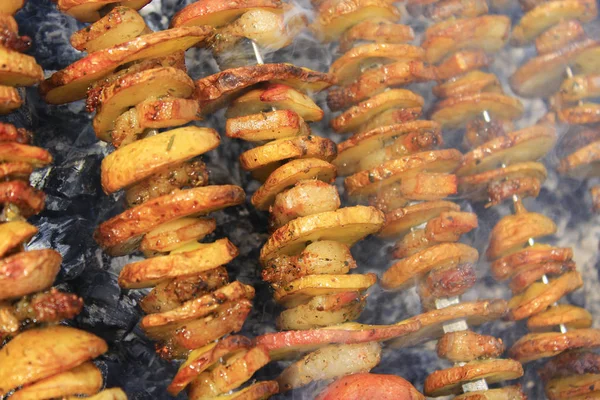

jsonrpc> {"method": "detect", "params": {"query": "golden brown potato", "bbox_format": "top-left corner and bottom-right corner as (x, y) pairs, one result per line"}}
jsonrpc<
(316, 373), (425, 400)
(546, 373), (600, 400)
(558, 102), (600, 125)
(509, 329), (600, 363)
(452, 385), (526, 400)
(171, 0), (282, 28)
(536, 19), (586, 55)
(139, 217), (216, 256)
(0, 142), (53, 167)
(359, 107), (422, 133)
(435, 50), (492, 81)
(487, 175), (542, 207)
(70, 6), (149, 52)
(432, 70), (500, 98)
(0, 0), (24, 15)
(0, 85), (22, 115)
(463, 118), (512, 148)
(71, 388), (128, 400)
(491, 244), (572, 281)
(0, 220), (36, 258)
(418, 263), (477, 308)
(436, 330), (504, 363)
(56, 0), (151, 22)
(539, 350), (600, 382)
(339, 20), (414, 52)
(95, 185), (245, 256)
(559, 75), (600, 103)
(0, 47), (43, 87)
(0, 249), (61, 301)
(527, 305), (592, 331)
(558, 140), (600, 178)
(379, 200), (460, 238)
(0, 161), (32, 181)
(0, 326), (108, 395)
(0, 180), (46, 217)
(226, 109), (310, 142)
(394, 173), (457, 201)
(509, 261), (576, 294)
(422, 0), (488, 21)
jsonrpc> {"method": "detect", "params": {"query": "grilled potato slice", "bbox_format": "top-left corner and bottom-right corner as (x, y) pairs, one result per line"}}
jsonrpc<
(536, 19), (586, 55)
(339, 20), (414, 52)
(313, 0), (400, 42)
(260, 205), (384, 264)
(464, 118), (512, 148)
(10, 362), (102, 400)
(0, 326), (107, 395)
(277, 342), (381, 391)
(432, 92), (524, 129)
(560, 74), (600, 103)
(379, 200), (460, 238)
(418, 264), (477, 309)
(331, 89), (424, 134)
(437, 330), (504, 363)
(344, 149), (462, 198)
(195, 64), (334, 113)
(423, 15), (510, 64)
(139, 218), (216, 256)
(0, 180), (45, 217)
(0, 142), (52, 167)
(226, 109), (310, 142)
(316, 373), (424, 400)
(422, 0), (488, 21)
(95, 185), (245, 256)
(546, 373), (600, 400)
(491, 244), (572, 281)
(208, 381), (278, 400)
(432, 70), (500, 98)
(510, 329), (600, 363)
(0, 47), (43, 87)
(509, 261), (576, 294)
(334, 120), (442, 176)
(487, 212), (557, 260)
(454, 386), (526, 400)
(395, 173), (457, 201)
(424, 359), (523, 396)
(70, 6), (149, 52)
(171, 0), (282, 28)
(226, 83), (323, 121)
(56, 0), (150, 22)
(383, 243), (478, 290)
(390, 299), (508, 348)
(41, 26), (212, 104)
(359, 107), (422, 133)
(592, 185), (600, 211)
(539, 350), (600, 382)
(558, 140), (600, 177)
(72, 388), (127, 400)
(435, 50), (492, 81)
(558, 102), (600, 125)
(528, 305), (592, 331)
(0, 0), (24, 14)
(0, 85), (21, 114)
(511, 0), (596, 46)
(0, 249), (61, 301)
(329, 43), (425, 85)
(487, 175), (542, 207)
(0, 220), (36, 258)
(102, 126), (218, 193)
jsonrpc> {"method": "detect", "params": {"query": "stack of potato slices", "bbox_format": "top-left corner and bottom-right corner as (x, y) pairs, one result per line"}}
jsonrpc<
(316, 0), (528, 398)
(508, 0), (600, 211)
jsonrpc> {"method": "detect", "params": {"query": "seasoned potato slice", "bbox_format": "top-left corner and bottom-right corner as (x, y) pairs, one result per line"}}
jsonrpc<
(509, 329), (600, 363)
(558, 102), (600, 126)
(508, 271), (583, 320)
(277, 342), (381, 391)
(419, 264), (477, 309)
(0, 47), (43, 87)
(528, 305), (592, 331)
(0, 249), (61, 301)
(329, 43), (425, 85)
(491, 244), (572, 281)
(260, 205), (384, 263)
(316, 373), (425, 400)
(560, 74), (600, 103)
(379, 200), (460, 238)
(435, 50), (492, 81)
(511, 0), (596, 46)
(558, 140), (600, 178)
(274, 273), (376, 308)
(56, 0), (151, 22)
(424, 359), (523, 396)
(171, 0), (282, 28)
(0, 220), (37, 258)
(313, 0), (401, 42)
(0, 326), (108, 395)
(226, 109), (310, 142)
(422, 0), (488, 21)
(390, 299), (508, 348)
(539, 351), (600, 382)
(209, 381), (279, 400)
(41, 26), (212, 104)
(464, 118), (513, 148)
(334, 120), (442, 176)
(95, 185), (245, 256)
(454, 385), (526, 400)
(339, 20), (414, 52)
(0, 142), (52, 167)
(0, 162), (32, 181)
(345, 149), (462, 198)
(546, 373), (600, 400)
(383, 243), (478, 290)
(359, 107), (422, 133)
(71, 388), (127, 400)
(487, 175), (542, 207)
(592, 185), (600, 211)
(140, 217), (216, 256)
(432, 70), (500, 98)
(331, 89), (425, 134)
(195, 64), (334, 113)
(70, 6), (149, 52)
(432, 92), (524, 129)
(0, 85), (22, 114)
(226, 83), (323, 121)
(423, 15), (510, 64)
(395, 173), (457, 201)
(0, 122), (31, 144)
(487, 212), (557, 260)
(457, 124), (556, 176)
(437, 330), (504, 363)
(0, 0), (24, 15)
(119, 238), (238, 289)
(0, 180), (46, 217)
(509, 261), (576, 294)
(10, 362), (102, 400)
(536, 19), (586, 55)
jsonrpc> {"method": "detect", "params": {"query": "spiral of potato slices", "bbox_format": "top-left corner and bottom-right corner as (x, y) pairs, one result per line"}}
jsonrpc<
(506, 0), (600, 211)
(313, 0), (530, 398)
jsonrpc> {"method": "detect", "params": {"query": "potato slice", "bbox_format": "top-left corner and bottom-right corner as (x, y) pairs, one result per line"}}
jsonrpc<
(389, 299), (508, 348)
(274, 273), (376, 308)
(0, 0), (24, 14)
(0, 47), (43, 87)
(491, 244), (572, 281)
(592, 185), (600, 211)
(277, 342), (381, 391)
(424, 358), (523, 396)
(558, 140), (600, 178)
(316, 372), (425, 400)
(56, 0), (150, 22)
(195, 63), (334, 114)
(382, 243), (478, 290)
(457, 124), (556, 177)
(329, 43), (425, 85)
(437, 330), (504, 363)
(487, 212), (557, 260)
(10, 362), (102, 400)
(70, 388), (127, 400)
(539, 350), (600, 382)
(435, 50), (492, 81)
(508, 271), (583, 320)
(101, 126), (217, 194)
(328, 61), (435, 111)
(313, 0), (401, 42)
(432, 70), (500, 98)
(432, 92), (524, 129)
(528, 305), (592, 331)
(423, 15), (510, 64)
(0, 326), (108, 395)
(171, 0), (282, 28)
(188, 346), (271, 399)
(0, 249), (61, 301)
(464, 118), (513, 148)
(339, 20), (414, 52)
(546, 373), (600, 400)
(395, 173), (457, 201)
(0, 85), (22, 114)
(119, 238), (238, 289)
(558, 102), (600, 125)
(0, 162), (32, 181)
(536, 19), (586, 55)
(70, 6), (149, 52)
(0, 220), (37, 258)
(558, 128), (600, 159)
(226, 83), (323, 121)
(509, 261), (576, 294)
(140, 218), (216, 256)
(0, 142), (52, 167)
(379, 200), (460, 238)
(41, 26), (212, 104)
(422, 0), (488, 21)
(226, 109), (310, 142)
(344, 149), (462, 198)
(511, 0), (596, 46)
(0, 123), (31, 144)
(359, 107), (422, 133)
(331, 89), (425, 134)
(0, 180), (45, 217)
(95, 185), (245, 256)
(260, 205), (383, 263)
(240, 135), (336, 172)
(509, 329), (600, 363)
(487, 175), (542, 207)
(419, 264), (477, 309)
(454, 385), (526, 400)
(209, 381), (279, 400)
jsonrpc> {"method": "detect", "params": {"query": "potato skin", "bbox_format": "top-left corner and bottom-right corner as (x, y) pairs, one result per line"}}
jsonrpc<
(316, 373), (425, 400)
